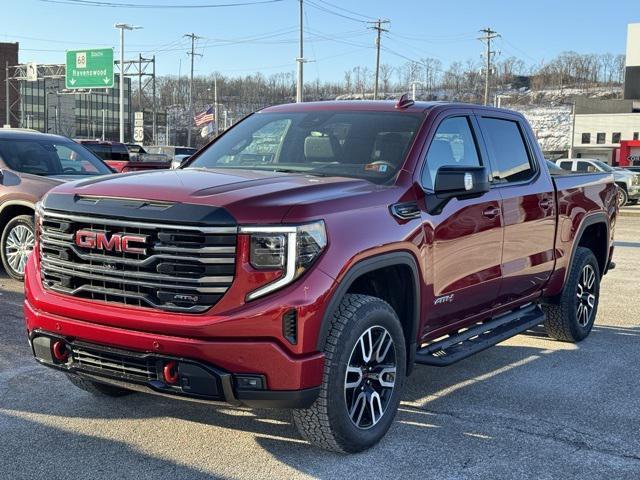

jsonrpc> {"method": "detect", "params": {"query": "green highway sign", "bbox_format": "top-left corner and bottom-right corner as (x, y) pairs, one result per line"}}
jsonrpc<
(65, 48), (114, 89)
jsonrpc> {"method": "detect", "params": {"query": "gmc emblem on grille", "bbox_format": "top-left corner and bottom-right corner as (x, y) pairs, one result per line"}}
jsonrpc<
(75, 230), (148, 255)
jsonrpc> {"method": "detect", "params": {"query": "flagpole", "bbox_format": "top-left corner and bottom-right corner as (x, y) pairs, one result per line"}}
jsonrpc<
(214, 76), (219, 135)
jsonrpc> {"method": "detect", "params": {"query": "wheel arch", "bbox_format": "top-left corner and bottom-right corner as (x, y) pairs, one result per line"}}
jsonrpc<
(0, 201), (35, 231)
(569, 212), (610, 280)
(316, 251), (421, 375)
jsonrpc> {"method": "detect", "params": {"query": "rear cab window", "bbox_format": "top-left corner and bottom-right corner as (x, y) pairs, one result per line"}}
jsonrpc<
(558, 161), (573, 170)
(478, 116), (536, 184)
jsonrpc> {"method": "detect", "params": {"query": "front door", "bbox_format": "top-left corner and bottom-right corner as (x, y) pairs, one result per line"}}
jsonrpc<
(418, 114), (504, 335)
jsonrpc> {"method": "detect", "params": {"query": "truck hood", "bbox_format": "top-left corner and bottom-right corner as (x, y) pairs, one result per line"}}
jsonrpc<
(48, 167), (380, 223)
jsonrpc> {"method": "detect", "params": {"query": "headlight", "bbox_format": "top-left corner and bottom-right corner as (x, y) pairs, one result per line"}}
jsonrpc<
(240, 221), (327, 300)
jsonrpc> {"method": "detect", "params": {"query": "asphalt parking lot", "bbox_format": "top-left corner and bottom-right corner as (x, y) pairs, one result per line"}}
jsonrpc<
(0, 219), (638, 480)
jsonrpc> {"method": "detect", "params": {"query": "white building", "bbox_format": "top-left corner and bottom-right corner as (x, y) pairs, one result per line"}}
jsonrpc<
(570, 24), (640, 164)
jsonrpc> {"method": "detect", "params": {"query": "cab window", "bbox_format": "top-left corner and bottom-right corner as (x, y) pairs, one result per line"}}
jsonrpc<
(558, 161), (572, 170)
(421, 116), (481, 190)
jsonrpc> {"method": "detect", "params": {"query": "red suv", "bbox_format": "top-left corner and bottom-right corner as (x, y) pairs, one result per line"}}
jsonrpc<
(24, 101), (616, 452)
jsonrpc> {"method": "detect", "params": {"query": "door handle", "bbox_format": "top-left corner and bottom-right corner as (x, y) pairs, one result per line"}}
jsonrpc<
(482, 206), (501, 219)
(539, 198), (553, 209)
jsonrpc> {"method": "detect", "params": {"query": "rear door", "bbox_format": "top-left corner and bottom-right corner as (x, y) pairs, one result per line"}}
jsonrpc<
(418, 111), (504, 333)
(475, 111), (556, 306)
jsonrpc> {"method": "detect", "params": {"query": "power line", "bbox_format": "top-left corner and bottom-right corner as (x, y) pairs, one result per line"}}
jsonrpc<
(478, 27), (500, 106)
(305, 0), (367, 23)
(314, 0), (375, 21)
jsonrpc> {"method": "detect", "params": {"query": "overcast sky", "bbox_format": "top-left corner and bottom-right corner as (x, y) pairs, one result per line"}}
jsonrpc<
(4, 0), (639, 80)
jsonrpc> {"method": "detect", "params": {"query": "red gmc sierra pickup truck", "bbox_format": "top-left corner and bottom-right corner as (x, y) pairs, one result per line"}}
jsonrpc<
(24, 99), (617, 453)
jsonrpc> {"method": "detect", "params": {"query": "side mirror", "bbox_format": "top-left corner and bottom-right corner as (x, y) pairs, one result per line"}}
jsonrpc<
(425, 165), (489, 214)
(171, 156), (190, 170)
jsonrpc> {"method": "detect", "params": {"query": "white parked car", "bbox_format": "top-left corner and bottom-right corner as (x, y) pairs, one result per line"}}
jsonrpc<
(556, 158), (640, 206)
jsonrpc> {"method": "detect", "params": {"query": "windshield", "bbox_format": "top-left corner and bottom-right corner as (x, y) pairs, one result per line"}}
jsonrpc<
(188, 111), (424, 183)
(592, 160), (613, 172)
(0, 138), (112, 176)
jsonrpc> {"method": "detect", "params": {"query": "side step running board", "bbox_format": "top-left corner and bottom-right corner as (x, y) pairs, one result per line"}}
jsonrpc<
(415, 304), (545, 367)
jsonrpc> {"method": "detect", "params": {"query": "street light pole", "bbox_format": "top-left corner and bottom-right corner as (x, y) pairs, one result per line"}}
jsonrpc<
(115, 23), (142, 143)
(296, 0), (304, 103)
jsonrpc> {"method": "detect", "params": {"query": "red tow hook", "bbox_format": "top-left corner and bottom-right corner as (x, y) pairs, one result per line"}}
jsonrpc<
(51, 340), (69, 362)
(163, 361), (179, 385)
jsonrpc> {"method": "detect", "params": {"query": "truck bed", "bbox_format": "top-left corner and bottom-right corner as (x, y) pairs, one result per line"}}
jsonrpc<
(545, 171), (617, 297)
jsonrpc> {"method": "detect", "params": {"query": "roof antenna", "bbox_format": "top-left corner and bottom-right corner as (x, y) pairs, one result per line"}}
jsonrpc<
(395, 93), (415, 109)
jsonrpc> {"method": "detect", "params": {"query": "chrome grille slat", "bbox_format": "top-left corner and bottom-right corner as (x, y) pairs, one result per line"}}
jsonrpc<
(153, 245), (236, 254)
(42, 264), (229, 293)
(59, 248), (235, 266)
(47, 283), (212, 313)
(41, 256), (233, 285)
(40, 208), (236, 312)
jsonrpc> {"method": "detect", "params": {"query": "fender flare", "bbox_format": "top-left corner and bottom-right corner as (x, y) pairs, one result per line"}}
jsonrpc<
(566, 212), (610, 279)
(315, 251), (422, 372)
(0, 200), (36, 228)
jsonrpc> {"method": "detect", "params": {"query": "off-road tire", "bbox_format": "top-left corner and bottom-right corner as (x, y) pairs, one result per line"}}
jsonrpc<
(292, 294), (406, 453)
(1, 215), (35, 281)
(65, 373), (132, 397)
(542, 247), (600, 342)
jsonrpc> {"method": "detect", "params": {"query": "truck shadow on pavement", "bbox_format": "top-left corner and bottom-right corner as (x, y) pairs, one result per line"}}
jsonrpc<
(2, 320), (640, 478)
(2, 269), (639, 477)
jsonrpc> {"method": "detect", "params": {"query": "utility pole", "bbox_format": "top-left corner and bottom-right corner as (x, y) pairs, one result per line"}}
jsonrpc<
(410, 81), (423, 101)
(115, 23), (142, 143)
(478, 27), (499, 106)
(569, 102), (576, 158)
(369, 19), (389, 100)
(5, 62), (9, 125)
(185, 33), (202, 146)
(296, 0), (304, 103)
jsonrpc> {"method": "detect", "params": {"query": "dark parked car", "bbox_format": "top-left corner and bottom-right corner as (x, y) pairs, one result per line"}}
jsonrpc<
(76, 140), (170, 173)
(25, 101), (616, 452)
(146, 145), (197, 161)
(0, 129), (112, 279)
(125, 143), (171, 164)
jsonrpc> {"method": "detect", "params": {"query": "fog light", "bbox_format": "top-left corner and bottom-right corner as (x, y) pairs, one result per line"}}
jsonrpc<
(236, 375), (265, 390)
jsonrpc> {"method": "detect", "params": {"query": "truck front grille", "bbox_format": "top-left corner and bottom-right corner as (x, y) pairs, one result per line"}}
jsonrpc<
(39, 209), (237, 313)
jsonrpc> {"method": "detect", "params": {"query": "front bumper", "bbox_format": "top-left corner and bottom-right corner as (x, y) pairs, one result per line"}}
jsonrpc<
(28, 328), (320, 409)
(627, 185), (640, 199)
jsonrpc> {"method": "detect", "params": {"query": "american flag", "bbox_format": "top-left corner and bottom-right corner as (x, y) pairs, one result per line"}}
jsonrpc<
(194, 106), (214, 127)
